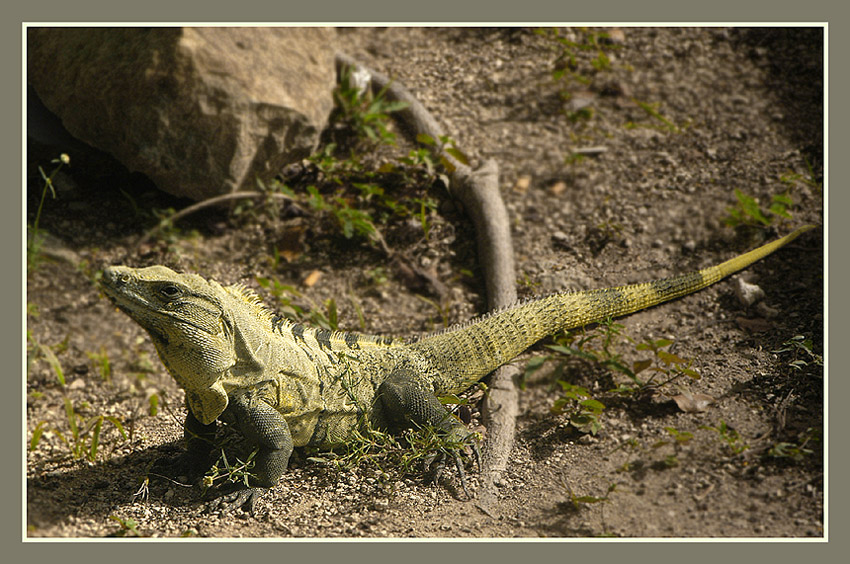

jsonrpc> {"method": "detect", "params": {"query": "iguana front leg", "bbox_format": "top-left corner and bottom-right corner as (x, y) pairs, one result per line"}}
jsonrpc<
(210, 388), (294, 514)
(184, 407), (217, 466)
(378, 368), (480, 497)
(151, 402), (216, 481)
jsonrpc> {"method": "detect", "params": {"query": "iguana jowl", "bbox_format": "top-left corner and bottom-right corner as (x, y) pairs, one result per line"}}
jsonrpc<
(100, 225), (813, 510)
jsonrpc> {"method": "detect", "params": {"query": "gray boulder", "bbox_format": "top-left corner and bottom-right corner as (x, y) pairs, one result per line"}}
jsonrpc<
(28, 27), (338, 201)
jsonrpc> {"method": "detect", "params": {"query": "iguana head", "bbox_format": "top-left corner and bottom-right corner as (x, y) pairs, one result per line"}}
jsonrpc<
(100, 265), (236, 424)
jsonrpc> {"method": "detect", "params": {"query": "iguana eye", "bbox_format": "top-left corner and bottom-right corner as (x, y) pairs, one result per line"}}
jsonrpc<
(159, 284), (181, 298)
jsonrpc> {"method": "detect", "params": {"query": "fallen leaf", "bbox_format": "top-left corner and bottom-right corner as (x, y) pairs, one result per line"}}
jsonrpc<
(548, 181), (567, 196)
(513, 175), (532, 193)
(303, 270), (322, 288)
(672, 390), (715, 413)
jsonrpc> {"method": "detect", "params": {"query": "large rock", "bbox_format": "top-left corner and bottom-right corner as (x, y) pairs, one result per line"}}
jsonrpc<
(27, 27), (338, 201)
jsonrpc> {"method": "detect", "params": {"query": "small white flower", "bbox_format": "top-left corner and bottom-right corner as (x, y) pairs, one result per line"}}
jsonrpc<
(351, 67), (371, 96)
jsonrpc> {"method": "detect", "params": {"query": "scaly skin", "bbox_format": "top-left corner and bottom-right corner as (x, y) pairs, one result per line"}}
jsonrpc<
(99, 225), (813, 511)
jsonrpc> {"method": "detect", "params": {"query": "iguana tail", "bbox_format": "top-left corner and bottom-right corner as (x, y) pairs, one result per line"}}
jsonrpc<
(412, 225), (815, 394)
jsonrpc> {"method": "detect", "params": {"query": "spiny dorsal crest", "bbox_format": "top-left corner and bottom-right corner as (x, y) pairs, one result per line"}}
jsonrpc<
(225, 282), (277, 324)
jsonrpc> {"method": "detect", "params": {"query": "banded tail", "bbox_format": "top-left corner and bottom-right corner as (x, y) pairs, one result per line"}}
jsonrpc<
(412, 225), (815, 394)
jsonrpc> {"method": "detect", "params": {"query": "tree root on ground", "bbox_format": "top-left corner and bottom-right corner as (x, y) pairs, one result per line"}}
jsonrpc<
(335, 53), (519, 516)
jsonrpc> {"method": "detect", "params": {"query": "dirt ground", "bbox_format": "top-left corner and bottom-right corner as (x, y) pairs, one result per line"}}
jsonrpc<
(24, 27), (824, 538)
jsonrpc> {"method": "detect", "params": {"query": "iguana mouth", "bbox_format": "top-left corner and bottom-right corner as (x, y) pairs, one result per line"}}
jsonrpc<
(101, 266), (225, 337)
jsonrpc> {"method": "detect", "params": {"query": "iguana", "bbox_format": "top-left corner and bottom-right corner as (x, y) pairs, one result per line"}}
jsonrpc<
(100, 225), (813, 512)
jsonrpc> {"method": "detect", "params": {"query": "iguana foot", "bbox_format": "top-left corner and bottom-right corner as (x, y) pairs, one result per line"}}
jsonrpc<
(206, 487), (268, 515)
(423, 440), (481, 500)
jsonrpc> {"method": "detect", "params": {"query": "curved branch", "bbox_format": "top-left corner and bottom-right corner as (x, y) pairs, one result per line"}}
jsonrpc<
(134, 191), (296, 249)
(336, 53), (519, 514)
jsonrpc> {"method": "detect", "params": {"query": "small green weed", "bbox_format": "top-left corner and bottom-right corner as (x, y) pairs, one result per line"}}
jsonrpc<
(30, 398), (128, 463)
(620, 337), (701, 394)
(107, 515), (144, 538)
(86, 347), (112, 383)
(535, 27), (620, 128)
(527, 321), (702, 432)
(535, 27), (618, 90)
(564, 480), (617, 510)
(28, 153), (70, 273)
(27, 331), (66, 385)
(550, 381), (605, 435)
(525, 320), (628, 434)
(307, 143), (366, 185)
(273, 143), (445, 249)
(767, 427), (818, 463)
(333, 65), (410, 147)
(305, 184), (380, 241)
(413, 294), (452, 330)
(309, 420), (477, 486)
(255, 276), (340, 331)
(625, 99), (688, 133)
(772, 334), (823, 372)
(28, 333), (128, 462)
(780, 156), (821, 191)
(650, 426), (695, 468)
(700, 420), (749, 456)
(149, 206), (201, 250)
(202, 448), (258, 491)
(723, 188), (793, 229)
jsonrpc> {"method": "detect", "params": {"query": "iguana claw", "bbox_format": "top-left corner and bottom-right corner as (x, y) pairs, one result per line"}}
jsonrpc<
(423, 439), (481, 500)
(206, 487), (268, 515)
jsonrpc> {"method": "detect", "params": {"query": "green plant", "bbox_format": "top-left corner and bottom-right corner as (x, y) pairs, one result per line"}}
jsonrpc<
(527, 321), (703, 432)
(255, 276), (340, 331)
(535, 27), (618, 88)
(534, 27), (620, 124)
(780, 156), (821, 191)
(28, 153), (70, 273)
(86, 347), (112, 383)
(28, 333), (128, 462)
(650, 426), (695, 468)
(772, 334), (823, 371)
(333, 65), (409, 147)
(624, 99), (686, 133)
(307, 143), (366, 185)
(700, 420), (749, 456)
(30, 397), (128, 463)
(413, 294), (452, 330)
(723, 188), (794, 229)
(202, 447), (258, 492)
(309, 418), (478, 486)
(623, 338), (701, 393)
(564, 480), (617, 510)
(107, 515), (144, 537)
(149, 206), (192, 247)
(550, 381), (605, 435)
(767, 427), (819, 463)
(26, 331), (66, 385)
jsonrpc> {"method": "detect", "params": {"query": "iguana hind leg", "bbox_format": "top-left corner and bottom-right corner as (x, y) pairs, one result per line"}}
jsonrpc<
(378, 368), (480, 498)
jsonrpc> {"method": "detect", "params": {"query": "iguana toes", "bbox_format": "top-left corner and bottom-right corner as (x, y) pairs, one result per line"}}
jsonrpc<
(100, 225), (813, 512)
